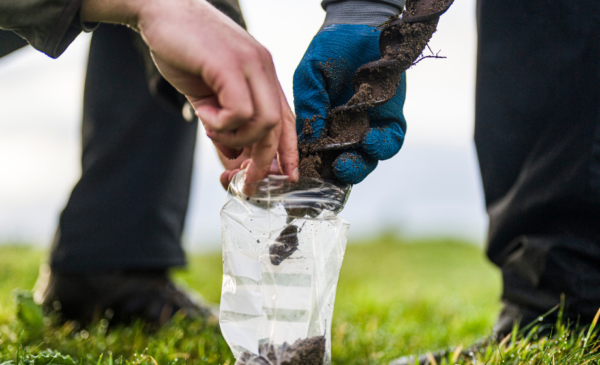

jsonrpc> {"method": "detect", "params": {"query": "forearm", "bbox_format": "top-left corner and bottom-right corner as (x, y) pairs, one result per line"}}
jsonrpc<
(79, 0), (144, 28)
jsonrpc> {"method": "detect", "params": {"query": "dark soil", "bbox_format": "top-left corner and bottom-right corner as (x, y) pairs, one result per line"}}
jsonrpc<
(269, 225), (299, 266)
(298, 155), (321, 180)
(328, 108), (369, 143)
(302, 115), (319, 137)
(298, 0), (451, 183)
(236, 336), (326, 365)
(298, 110), (368, 184)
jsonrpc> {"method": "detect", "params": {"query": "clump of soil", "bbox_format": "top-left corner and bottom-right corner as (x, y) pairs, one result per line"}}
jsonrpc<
(346, 83), (373, 106)
(302, 115), (320, 137)
(298, 110), (368, 183)
(328, 108), (369, 143)
(269, 225), (299, 266)
(298, 155), (321, 180)
(236, 336), (326, 365)
(299, 0), (452, 183)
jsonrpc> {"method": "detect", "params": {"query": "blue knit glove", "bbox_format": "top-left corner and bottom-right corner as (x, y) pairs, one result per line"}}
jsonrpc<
(293, 24), (407, 184)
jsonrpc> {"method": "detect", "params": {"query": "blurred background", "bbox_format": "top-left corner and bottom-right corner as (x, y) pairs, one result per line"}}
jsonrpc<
(0, 0), (486, 251)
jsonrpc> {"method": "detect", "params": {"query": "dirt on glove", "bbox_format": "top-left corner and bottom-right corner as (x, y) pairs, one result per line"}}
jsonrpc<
(299, 0), (451, 182)
(236, 336), (326, 365)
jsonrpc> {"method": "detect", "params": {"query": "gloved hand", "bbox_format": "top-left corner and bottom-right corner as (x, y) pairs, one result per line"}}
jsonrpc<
(293, 23), (407, 184)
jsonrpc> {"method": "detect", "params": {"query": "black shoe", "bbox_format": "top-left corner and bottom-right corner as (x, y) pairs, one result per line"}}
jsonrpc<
(33, 265), (218, 326)
(492, 301), (560, 339)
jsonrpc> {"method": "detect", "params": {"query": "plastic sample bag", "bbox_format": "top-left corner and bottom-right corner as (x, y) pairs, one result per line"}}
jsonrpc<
(219, 170), (351, 365)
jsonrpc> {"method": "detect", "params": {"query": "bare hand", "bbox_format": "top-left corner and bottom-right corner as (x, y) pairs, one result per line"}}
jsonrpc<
(217, 87), (298, 193)
(81, 0), (299, 194)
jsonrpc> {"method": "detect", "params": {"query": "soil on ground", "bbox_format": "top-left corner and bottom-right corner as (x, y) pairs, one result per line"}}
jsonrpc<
(236, 336), (326, 365)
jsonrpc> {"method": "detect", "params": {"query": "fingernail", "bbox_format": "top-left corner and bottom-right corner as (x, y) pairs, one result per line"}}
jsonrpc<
(292, 168), (299, 181)
(270, 159), (280, 174)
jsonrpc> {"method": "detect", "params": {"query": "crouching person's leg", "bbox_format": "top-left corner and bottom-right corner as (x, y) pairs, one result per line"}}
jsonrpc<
(34, 23), (205, 326)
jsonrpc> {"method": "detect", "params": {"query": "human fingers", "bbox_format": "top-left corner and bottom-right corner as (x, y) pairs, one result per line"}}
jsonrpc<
(142, 1), (259, 135)
(151, 52), (215, 99)
(206, 54), (281, 149)
(191, 72), (254, 134)
(219, 158), (277, 190)
(212, 141), (243, 160)
(220, 169), (241, 191)
(276, 87), (299, 182)
(243, 124), (282, 196)
(206, 117), (275, 150)
(220, 170), (231, 190)
(214, 143), (251, 182)
(268, 158), (281, 175)
(333, 150), (378, 184)
(243, 46), (282, 135)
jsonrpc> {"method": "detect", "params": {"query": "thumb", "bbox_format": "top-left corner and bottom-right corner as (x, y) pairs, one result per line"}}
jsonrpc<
(243, 124), (281, 196)
(277, 88), (299, 182)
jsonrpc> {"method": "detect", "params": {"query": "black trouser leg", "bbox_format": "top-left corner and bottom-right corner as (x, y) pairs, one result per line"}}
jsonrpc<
(475, 0), (600, 321)
(50, 24), (198, 273)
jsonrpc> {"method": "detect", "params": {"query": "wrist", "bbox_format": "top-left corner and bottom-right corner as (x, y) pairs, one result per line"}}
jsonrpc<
(80, 0), (147, 28)
(322, 0), (404, 28)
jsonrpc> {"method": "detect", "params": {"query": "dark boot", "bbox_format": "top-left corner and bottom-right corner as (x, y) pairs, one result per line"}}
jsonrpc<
(491, 301), (562, 340)
(33, 265), (217, 326)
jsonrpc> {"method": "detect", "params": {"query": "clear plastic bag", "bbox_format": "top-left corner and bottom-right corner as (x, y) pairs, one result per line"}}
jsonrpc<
(219, 170), (351, 365)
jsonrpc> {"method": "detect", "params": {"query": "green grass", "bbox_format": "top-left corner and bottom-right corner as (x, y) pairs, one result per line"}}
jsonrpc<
(0, 238), (599, 364)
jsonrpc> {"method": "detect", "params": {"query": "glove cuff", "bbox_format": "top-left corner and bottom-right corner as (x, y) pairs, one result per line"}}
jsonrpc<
(322, 0), (404, 28)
